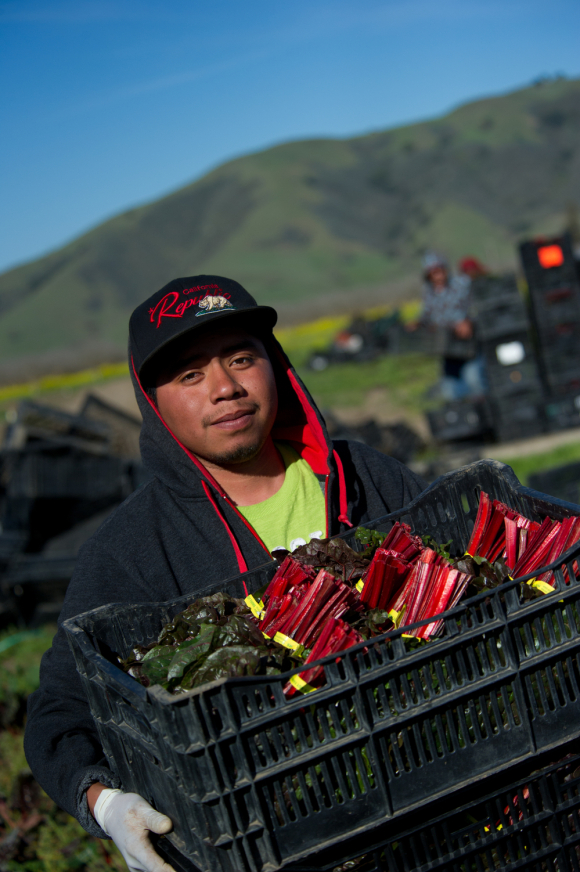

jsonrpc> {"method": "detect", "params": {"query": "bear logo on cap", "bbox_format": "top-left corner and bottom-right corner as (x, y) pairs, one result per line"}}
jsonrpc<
(196, 295), (235, 316)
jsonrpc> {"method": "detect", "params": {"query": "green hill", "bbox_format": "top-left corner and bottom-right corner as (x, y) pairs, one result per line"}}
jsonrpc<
(0, 76), (579, 374)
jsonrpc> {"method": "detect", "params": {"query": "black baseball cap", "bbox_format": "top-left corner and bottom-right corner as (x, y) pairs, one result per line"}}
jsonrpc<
(129, 275), (278, 384)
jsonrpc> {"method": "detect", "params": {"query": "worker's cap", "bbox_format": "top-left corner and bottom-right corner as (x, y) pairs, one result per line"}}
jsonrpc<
(458, 256), (487, 277)
(130, 275), (278, 384)
(422, 251), (448, 272)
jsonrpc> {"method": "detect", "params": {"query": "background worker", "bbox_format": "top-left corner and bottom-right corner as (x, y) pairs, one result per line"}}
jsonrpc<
(24, 275), (427, 872)
(408, 251), (486, 400)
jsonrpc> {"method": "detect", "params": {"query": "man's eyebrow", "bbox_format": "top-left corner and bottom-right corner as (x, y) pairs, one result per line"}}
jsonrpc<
(173, 338), (261, 370)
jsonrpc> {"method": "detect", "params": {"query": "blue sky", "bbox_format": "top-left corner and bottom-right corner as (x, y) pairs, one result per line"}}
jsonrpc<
(1, 0), (579, 275)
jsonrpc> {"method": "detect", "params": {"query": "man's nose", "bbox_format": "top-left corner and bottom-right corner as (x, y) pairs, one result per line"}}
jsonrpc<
(207, 361), (244, 401)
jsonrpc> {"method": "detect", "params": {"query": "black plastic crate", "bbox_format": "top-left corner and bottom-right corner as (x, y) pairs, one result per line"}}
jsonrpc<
(4, 558), (74, 624)
(520, 234), (579, 290)
(2, 399), (111, 452)
(544, 373), (580, 400)
(481, 331), (545, 416)
(545, 370), (580, 395)
(471, 275), (531, 341)
(545, 395), (580, 431)
(5, 451), (130, 500)
(486, 363), (542, 396)
(542, 355), (580, 386)
(80, 394), (142, 460)
(491, 411), (545, 443)
(295, 754), (580, 872)
(426, 400), (491, 442)
(386, 325), (476, 359)
(64, 460), (580, 872)
(471, 274), (522, 307)
(492, 414), (545, 444)
(489, 382), (544, 406)
(488, 386), (545, 443)
(529, 290), (580, 330)
(476, 305), (531, 342)
(481, 333), (541, 387)
(530, 461), (580, 506)
(538, 329), (580, 370)
(0, 531), (27, 565)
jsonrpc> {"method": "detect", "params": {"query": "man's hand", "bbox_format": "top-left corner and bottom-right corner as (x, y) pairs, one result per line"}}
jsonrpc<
(92, 788), (175, 872)
(453, 318), (473, 340)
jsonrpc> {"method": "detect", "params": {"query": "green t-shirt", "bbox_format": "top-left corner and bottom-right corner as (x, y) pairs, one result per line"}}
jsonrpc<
(237, 442), (326, 554)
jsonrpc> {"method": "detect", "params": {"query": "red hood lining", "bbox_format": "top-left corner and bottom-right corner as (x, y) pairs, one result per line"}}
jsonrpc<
(270, 347), (330, 476)
(202, 480), (249, 580)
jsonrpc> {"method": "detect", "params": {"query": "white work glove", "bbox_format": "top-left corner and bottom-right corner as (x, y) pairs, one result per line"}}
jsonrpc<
(93, 788), (175, 872)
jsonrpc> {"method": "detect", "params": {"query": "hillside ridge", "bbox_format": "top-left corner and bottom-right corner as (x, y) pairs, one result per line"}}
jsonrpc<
(0, 76), (578, 374)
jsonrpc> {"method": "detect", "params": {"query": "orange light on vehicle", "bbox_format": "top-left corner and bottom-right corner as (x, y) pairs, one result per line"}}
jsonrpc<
(537, 244), (564, 268)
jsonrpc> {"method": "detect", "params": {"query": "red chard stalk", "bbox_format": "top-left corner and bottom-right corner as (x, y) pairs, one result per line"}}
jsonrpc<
(466, 491), (493, 556)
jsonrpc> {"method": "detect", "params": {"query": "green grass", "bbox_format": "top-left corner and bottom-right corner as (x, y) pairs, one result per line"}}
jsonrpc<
(296, 353), (439, 412)
(0, 362), (128, 407)
(0, 626), (57, 727)
(498, 441), (580, 486)
(0, 626), (126, 871)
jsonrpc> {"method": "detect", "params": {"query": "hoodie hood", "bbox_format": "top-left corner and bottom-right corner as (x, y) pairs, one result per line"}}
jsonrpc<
(130, 333), (332, 493)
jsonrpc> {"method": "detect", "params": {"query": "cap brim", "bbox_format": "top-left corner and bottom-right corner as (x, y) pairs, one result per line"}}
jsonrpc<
(138, 305), (278, 384)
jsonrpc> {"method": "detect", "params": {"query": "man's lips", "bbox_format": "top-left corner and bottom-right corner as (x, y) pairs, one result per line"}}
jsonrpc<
(209, 409), (257, 430)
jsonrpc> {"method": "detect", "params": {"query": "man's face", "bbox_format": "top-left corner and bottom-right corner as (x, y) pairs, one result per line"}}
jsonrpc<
(154, 323), (278, 466)
(428, 265), (448, 290)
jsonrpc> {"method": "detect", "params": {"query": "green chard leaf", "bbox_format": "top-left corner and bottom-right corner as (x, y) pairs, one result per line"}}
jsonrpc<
(138, 646), (176, 685)
(167, 624), (217, 681)
(188, 645), (263, 687)
(355, 527), (387, 550)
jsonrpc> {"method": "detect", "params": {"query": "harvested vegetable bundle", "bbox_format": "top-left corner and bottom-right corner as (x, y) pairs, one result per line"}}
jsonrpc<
(285, 617), (364, 696)
(353, 524), (470, 637)
(465, 491), (580, 587)
(119, 497), (574, 697)
(259, 567), (363, 648)
(119, 592), (301, 692)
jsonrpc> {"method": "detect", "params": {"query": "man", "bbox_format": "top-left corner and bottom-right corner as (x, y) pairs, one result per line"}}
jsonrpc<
(25, 275), (427, 872)
(409, 251), (485, 400)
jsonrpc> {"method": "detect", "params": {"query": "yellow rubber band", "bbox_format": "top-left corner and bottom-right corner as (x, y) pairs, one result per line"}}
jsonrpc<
(273, 632), (305, 655)
(465, 551), (473, 557)
(245, 594), (265, 620)
(289, 674), (317, 693)
(510, 575), (555, 597)
(527, 579), (555, 595)
(388, 605), (406, 629)
(356, 580), (365, 593)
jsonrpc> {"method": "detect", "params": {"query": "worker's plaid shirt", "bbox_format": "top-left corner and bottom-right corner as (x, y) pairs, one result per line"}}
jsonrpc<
(421, 275), (472, 329)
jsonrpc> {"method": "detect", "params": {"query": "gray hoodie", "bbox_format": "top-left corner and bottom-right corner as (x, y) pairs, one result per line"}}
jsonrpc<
(24, 333), (426, 837)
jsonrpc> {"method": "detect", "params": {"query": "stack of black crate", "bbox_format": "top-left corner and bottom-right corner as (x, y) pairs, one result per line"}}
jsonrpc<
(471, 273), (545, 442)
(520, 232), (580, 430)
